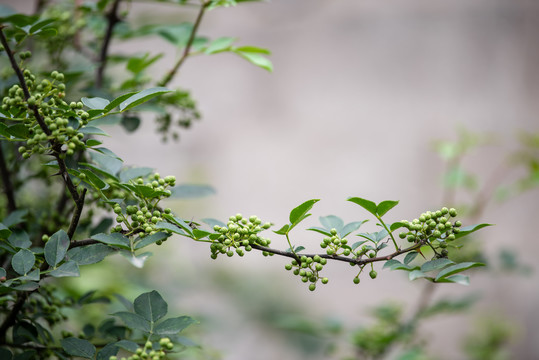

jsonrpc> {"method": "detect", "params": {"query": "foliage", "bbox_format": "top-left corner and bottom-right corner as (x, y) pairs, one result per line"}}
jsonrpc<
(0, 1), (493, 359)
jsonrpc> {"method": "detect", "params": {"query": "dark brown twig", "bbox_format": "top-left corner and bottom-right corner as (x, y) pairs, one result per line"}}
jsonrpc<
(158, 1), (208, 87)
(95, 0), (122, 88)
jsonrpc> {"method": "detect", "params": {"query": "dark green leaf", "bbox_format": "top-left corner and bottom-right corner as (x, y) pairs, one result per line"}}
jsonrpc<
(403, 252), (418, 265)
(0, 347), (12, 360)
(421, 258), (455, 273)
(120, 115), (140, 132)
(390, 221), (407, 232)
(154, 316), (196, 335)
(435, 262), (485, 281)
(162, 215), (193, 236)
(114, 340), (139, 353)
(8, 229), (31, 249)
(90, 218), (113, 236)
(19, 269), (39, 281)
(80, 169), (108, 190)
(0, 267), (5, 278)
(134, 232), (169, 250)
(113, 312), (151, 333)
(347, 197), (377, 217)
(134, 290), (168, 322)
(11, 249), (35, 275)
(0, 223), (11, 239)
(6, 124), (28, 139)
(49, 261), (80, 277)
(81, 97), (110, 110)
(192, 229), (212, 240)
(170, 184), (216, 199)
(3, 209), (28, 227)
(12, 282), (39, 291)
(91, 233), (130, 249)
(86, 139), (102, 147)
(454, 223), (493, 239)
(119, 87), (173, 112)
(44, 230), (69, 267)
(67, 244), (116, 265)
(60, 337), (96, 359)
(96, 343), (119, 360)
(29, 18), (56, 33)
(376, 200), (399, 217)
(306, 226), (332, 236)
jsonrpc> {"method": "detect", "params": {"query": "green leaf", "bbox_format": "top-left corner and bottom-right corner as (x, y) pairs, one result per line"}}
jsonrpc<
(89, 150), (123, 175)
(19, 269), (40, 281)
(421, 258), (455, 273)
(12, 282), (39, 291)
(119, 87), (173, 112)
(96, 343), (119, 360)
(319, 215), (344, 232)
(341, 221), (367, 237)
(155, 221), (187, 236)
(114, 340), (139, 353)
(67, 244), (116, 265)
(85, 139), (102, 147)
(435, 262), (485, 281)
(435, 274), (470, 285)
(6, 124), (28, 139)
(376, 200), (399, 217)
(44, 230), (70, 267)
(205, 37), (236, 54)
(289, 199), (320, 226)
(162, 215), (193, 236)
(192, 229), (212, 240)
(0, 267), (5, 278)
(81, 97), (110, 110)
(170, 184), (216, 199)
(134, 290), (168, 322)
(61, 337), (96, 359)
(409, 270), (429, 281)
(234, 48), (273, 72)
(347, 197), (377, 217)
(121, 251), (152, 268)
(114, 312), (151, 333)
(91, 233), (130, 249)
(79, 126), (109, 136)
(49, 261), (80, 277)
(80, 169), (108, 190)
(390, 221), (407, 231)
(403, 252), (418, 265)
(0, 347), (12, 360)
(119, 167), (153, 182)
(104, 91), (138, 112)
(0, 223), (11, 240)
(134, 232), (169, 250)
(454, 223), (493, 239)
(154, 316), (196, 335)
(273, 224), (290, 235)
(8, 229), (31, 249)
(2, 210), (28, 227)
(11, 249), (35, 275)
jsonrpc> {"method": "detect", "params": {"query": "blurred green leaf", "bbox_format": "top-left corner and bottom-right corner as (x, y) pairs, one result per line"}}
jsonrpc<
(11, 249), (35, 276)
(44, 230), (69, 267)
(61, 337), (96, 359)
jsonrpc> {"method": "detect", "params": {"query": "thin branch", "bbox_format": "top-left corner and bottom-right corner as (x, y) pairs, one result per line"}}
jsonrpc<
(0, 144), (17, 213)
(95, 0), (122, 88)
(67, 188), (87, 239)
(158, 1), (208, 87)
(250, 242), (421, 266)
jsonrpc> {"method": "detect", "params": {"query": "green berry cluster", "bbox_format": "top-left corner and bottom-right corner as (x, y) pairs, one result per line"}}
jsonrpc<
(2, 67), (91, 159)
(108, 337), (174, 360)
(209, 214), (272, 259)
(398, 207), (461, 257)
(285, 255), (329, 291)
(319, 228), (352, 256)
(110, 174), (176, 239)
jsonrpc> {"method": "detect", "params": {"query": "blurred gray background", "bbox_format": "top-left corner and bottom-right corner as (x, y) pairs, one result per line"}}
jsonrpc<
(7, 0), (539, 359)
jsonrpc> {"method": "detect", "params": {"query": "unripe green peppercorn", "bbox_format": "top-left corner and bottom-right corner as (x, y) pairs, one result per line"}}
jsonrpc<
(369, 270), (377, 279)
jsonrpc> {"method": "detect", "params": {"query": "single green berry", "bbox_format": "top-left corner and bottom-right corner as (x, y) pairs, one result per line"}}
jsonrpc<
(321, 277), (329, 284)
(369, 270), (377, 279)
(308, 284), (316, 291)
(353, 277), (360, 284)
